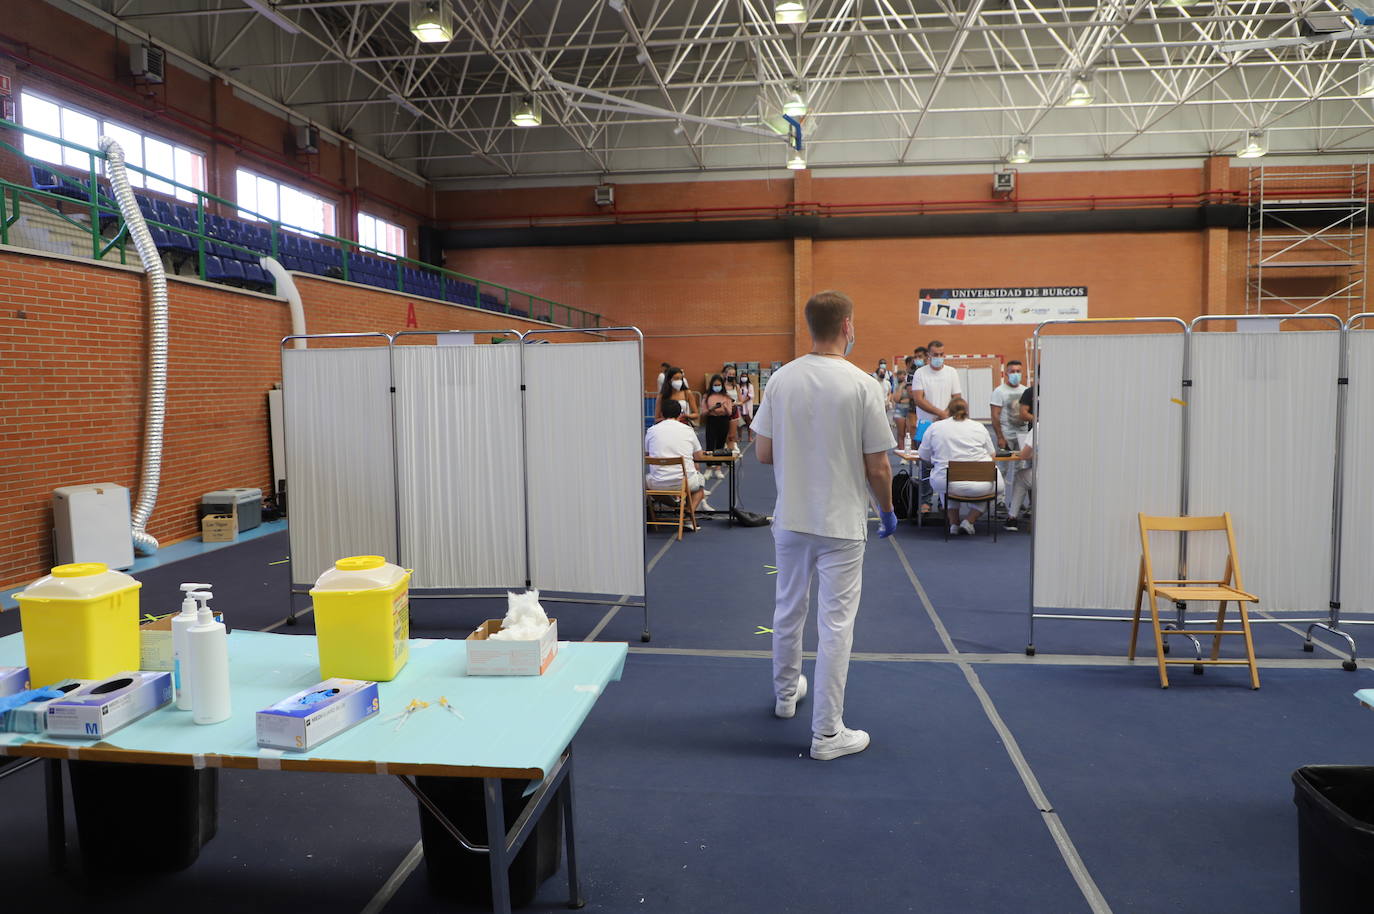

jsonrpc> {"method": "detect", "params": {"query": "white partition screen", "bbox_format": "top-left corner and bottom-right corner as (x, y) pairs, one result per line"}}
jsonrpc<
(1188, 331), (1341, 611)
(1340, 330), (1374, 614)
(282, 346), (397, 585)
(393, 343), (526, 589)
(523, 341), (646, 597)
(1033, 333), (1184, 610)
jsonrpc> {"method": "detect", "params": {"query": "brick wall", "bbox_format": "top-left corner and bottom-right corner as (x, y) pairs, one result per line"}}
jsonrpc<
(0, 248), (599, 589)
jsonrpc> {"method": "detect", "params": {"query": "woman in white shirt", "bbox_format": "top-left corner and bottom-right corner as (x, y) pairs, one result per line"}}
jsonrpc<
(917, 396), (1001, 536)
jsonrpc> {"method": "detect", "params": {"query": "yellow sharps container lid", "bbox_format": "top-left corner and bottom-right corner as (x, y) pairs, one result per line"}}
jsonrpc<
(335, 555), (386, 572)
(51, 563), (109, 578)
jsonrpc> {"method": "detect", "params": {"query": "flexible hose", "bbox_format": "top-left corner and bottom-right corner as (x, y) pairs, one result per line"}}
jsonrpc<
(101, 136), (166, 555)
(260, 256), (307, 347)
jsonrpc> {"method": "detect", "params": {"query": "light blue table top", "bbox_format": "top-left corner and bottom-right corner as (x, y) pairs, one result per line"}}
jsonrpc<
(1356, 689), (1374, 710)
(0, 630), (626, 778)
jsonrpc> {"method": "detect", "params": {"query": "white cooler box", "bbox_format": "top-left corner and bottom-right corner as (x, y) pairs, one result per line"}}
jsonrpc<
(52, 483), (134, 570)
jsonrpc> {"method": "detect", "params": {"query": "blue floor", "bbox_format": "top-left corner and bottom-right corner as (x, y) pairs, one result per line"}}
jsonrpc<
(4, 448), (1372, 913)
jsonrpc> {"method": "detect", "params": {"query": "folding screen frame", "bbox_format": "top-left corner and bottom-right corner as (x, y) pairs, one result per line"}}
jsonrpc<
(279, 328), (652, 641)
(1025, 318), (1188, 656)
(1027, 314), (1370, 669)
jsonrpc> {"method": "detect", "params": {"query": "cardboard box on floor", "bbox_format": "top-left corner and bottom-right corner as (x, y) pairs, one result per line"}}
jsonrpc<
(466, 620), (558, 675)
(201, 506), (237, 543)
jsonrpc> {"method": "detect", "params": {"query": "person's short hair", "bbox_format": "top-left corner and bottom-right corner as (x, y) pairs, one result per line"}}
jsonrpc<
(661, 398), (683, 420)
(660, 361), (670, 369)
(927, 339), (944, 351)
(1007, 359), (1022, 369)
(804, 290), (854, 341)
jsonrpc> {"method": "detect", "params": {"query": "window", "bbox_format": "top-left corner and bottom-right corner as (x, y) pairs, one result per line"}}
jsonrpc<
(235, 168), (336, 237)
(357, 212), (406, 257)
(19, 92), (206, 202)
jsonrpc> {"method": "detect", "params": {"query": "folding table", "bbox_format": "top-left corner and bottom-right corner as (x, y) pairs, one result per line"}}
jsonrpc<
(0, 630), (627, 914)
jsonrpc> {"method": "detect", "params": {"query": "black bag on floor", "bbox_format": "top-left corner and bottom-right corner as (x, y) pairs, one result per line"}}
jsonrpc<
(730, 508), (769, 527)
(892, 468), (918, 519)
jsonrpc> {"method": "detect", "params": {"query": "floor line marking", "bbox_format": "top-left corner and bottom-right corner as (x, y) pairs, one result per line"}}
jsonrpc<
(887, 534), (1114, 914)
(623, 646), (1347, 668)
(359, 839), (423, 914)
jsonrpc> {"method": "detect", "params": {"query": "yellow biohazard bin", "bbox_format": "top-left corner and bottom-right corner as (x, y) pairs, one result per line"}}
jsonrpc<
(310, 555), (412, 681)
(17, 563), (142, 686)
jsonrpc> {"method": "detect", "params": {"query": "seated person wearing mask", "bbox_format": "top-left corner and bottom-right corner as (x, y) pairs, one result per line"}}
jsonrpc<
(645, 398), (715, 515)
(917, 396), (1001, 536)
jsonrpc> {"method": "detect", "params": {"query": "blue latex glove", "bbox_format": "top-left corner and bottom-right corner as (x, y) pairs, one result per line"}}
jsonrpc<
(877, 509), (899, 538)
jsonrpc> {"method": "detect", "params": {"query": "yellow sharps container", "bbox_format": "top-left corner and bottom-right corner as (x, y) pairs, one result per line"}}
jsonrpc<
(310, 556), (412, 681)
(17, 563), (142, 686)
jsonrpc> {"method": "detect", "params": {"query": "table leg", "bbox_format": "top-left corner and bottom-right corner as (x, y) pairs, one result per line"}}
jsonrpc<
(561, 750), (585, 909)
(484, 777), (512, 914)
(46, 759), (65, 872)
(728, 461), (738, 517)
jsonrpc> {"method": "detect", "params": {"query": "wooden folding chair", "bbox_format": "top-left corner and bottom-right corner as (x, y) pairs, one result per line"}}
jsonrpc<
(1129, 512), (1260, 689)
(943, 461), (1000, 541)
(644, 456), (697, 541)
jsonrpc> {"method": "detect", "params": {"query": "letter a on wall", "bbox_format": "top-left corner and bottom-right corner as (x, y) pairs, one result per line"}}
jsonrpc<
(405, 302), (418, 328)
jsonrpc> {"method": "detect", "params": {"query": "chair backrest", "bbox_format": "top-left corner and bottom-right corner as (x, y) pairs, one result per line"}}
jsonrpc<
(946, 460), (996, 483)
(1138, 512), (1243, 590)
(645, 456), (687, 470)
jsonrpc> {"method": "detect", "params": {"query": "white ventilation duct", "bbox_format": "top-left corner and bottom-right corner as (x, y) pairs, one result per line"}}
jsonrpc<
(260, 256), (307, 347)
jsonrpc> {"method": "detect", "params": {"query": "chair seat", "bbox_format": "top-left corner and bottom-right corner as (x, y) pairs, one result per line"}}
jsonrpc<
(945, 492), (996, 502)
(1152, 585), (1257, 603)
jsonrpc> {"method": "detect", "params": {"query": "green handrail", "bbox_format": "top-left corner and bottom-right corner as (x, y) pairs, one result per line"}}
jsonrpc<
(0, 118), (603, 329)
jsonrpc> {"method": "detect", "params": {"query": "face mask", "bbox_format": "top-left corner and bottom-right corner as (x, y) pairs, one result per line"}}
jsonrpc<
(1008, 372), (1022, 386)
(930, 356), (944, 369)
(915, 358), (926, 368)
(879, 362), (886, 370)
(726, 376), (736, 383)
(711, 384), (723, 393)
(844, 322), (856, 357)
(671, 379), (684, 390)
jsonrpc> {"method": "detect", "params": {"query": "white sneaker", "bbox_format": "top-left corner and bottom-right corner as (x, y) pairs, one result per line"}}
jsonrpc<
(949, 524), (960, 536)
(699, 500), (716, 513)
(960, 519), (977, 536)
(731, 444), (741, 457)
(775, 674), (808, 719)
(810, 727), (870, 760)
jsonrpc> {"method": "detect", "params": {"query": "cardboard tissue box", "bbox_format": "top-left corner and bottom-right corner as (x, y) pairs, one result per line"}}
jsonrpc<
(45, 671), (173, 738)
(140, 611), (223, 671)
(466, 619), (559, 676)
(256, 678), (380, 751)
(0, 667), (31, 697)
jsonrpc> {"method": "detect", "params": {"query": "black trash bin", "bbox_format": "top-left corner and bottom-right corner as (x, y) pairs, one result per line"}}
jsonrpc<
(415, 776), (562, 909)
(67, 761), (218, 874)
(1292, 765), (1374, 914)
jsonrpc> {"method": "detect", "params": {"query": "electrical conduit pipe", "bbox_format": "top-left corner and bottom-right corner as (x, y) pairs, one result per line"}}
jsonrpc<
(100, 136), (166, 555)
(260, 257), (307, 348)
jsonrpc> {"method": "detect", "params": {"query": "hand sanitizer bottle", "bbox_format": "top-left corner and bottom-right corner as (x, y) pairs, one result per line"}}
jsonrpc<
(188, 591), (231, 725)
(173, 583), (210, 710)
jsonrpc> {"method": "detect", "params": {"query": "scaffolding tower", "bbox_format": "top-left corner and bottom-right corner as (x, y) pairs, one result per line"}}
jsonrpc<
(1246, 163), (1369, 318)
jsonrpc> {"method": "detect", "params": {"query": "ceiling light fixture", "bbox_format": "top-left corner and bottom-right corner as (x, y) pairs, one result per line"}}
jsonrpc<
(1006, 136), (1033, 164)
(242, 0), (301, 35)
(1360, 62), (1374, 97)
(1157, 0), (1200, 7)
(783, 87), (808, 117)
(775, 1), (808, 25)
(1235, 128), (1268, 159)
(511, 94), (542, 127)
(409, 0), (453, 43)
(388, 93), (424, 118)
(1064, 74), (1093, 107)
(787, 150), (807, 170)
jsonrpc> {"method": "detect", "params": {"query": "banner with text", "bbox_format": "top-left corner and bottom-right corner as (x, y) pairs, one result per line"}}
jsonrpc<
(918, 287), (1088, 325)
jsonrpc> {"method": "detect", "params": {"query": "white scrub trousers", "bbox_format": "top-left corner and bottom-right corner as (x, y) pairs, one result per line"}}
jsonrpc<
(771, 528), (866, 738)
